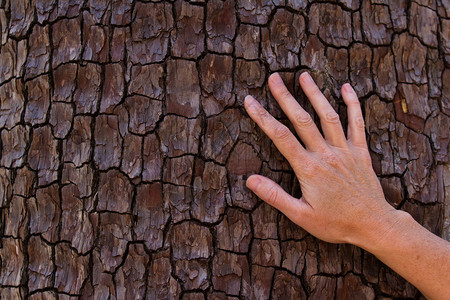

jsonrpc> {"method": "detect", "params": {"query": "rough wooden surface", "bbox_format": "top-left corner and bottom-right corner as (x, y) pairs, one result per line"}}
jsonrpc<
(0, 0), (449, 299)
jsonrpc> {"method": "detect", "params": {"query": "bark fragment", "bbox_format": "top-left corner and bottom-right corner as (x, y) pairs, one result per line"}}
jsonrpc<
(216, 208), (252, 253)
(52, 63), (77, 102)
(166, 59), (200, 118)
(271, 270), (307, 299)
(25, 25), (50, 80)
(158, 115), (201, 156)
(8, 0), (34, 38)
(128, 64), (164, 100)
(206, 0), (237, 53)
(61, 184), (97, 253)
(115, 244), (149, 300)
(199, 54), (234, 116)
(212, 250), (249, 296)
(372, 47), (397, 100)
(227, 141), (262, 210)
(235, 24), (260, 59)
(97, 212), (132, 272)
(129, 2), (173, 64)
(392, 33), (427, 84)
(97, 169), (133, 213)
(192, 161), (228, 223)
(4, 195), (28, 238)
(54, 243), (89, 294)
(365, 95), (395, 175)
(237, 0), (274, 25)
(262, 9), (306, 70)
(143, 134), (163, 182)
(100, 63), (124, 113)
(361, 1), (393, 45)
(409, 2), (439, 47)
(0, 238), (24, 286)
(93, 114), (122, 170)
(171, 221), (212, 260)
(1, 125), (29, 168)
(73, 63), (102, 114)
(134, 183), (168, 251)
(28, 126), (59, 185)
(29, 184), (60, 242)
(0, 39), (26, 83)
(202, 109), (241, 164)
(171, 0), (204, 59)
(309, 3), (352, 47)
(52, 18), (82, 68)
(0, 79), (25, 130)
(82, 11), (109, 62)
(337, 273), (376, 299)
(64, 116), (92, 167)
(147, 250), (181, 299)
(28, 236), (53, 292)
(349, 43), (372, 97)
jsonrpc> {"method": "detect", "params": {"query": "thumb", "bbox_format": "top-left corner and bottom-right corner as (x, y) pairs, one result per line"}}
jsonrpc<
(246, 174), (308, 223)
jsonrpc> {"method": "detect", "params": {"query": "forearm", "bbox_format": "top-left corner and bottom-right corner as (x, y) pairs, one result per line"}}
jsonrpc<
(356, 210), (450, 300)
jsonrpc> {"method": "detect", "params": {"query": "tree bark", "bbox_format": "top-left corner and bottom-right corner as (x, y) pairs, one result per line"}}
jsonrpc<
(0, 0), (448, 298)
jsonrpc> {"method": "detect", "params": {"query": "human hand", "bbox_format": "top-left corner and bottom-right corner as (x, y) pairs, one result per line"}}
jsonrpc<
(245, 72), (402, 247)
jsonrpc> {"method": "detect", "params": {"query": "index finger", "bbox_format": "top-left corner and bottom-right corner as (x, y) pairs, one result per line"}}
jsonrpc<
(244, 95), (306, 170)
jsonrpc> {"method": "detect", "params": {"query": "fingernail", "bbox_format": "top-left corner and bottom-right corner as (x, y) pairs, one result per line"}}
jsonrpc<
(244, 96), (260, 115)
(270, 72), (282, 84)
(343, 83), (353, 92)
(245, 95), (255, 106)
(246, 175), (261, 191)
(301, 72), (313, 84)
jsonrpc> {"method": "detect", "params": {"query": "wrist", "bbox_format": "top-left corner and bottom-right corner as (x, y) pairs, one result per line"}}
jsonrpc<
(350, 207), (414, 253)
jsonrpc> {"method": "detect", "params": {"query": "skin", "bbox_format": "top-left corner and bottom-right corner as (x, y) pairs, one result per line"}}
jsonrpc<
(244, 72), (450, 299)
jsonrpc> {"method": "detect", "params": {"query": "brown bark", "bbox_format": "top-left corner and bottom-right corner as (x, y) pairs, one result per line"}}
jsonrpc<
(0, 0), (448, 298)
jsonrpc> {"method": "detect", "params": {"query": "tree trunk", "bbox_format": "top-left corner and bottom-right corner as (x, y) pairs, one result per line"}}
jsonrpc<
(0, 0), (448, 299)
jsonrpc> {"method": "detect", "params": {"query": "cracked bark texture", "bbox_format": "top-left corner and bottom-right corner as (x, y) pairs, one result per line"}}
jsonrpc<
(0, 0), (449, 299)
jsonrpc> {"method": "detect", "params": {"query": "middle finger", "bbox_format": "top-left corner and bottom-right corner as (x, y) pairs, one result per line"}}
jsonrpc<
(268, 73), (328, 152)
(299, 72), (348, 148)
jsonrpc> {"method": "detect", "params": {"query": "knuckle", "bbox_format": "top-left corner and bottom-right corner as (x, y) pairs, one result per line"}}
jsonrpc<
(360, 150), (372, 165)
(325, 111), (340, 123)
(346, 99), (360, 106)
(299, 159), (323, 175)
(322, 151), (340, 167)
(355, 116), (365, 129)
(273, 124), (291, 140)
(255, 105), (269, 120)
(302, 161), (318, 173)
(279, 87), (292, 99)
(266, 186), (279, 206)
(295, 112), (314, 129)
(310, 86), (322, 98)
